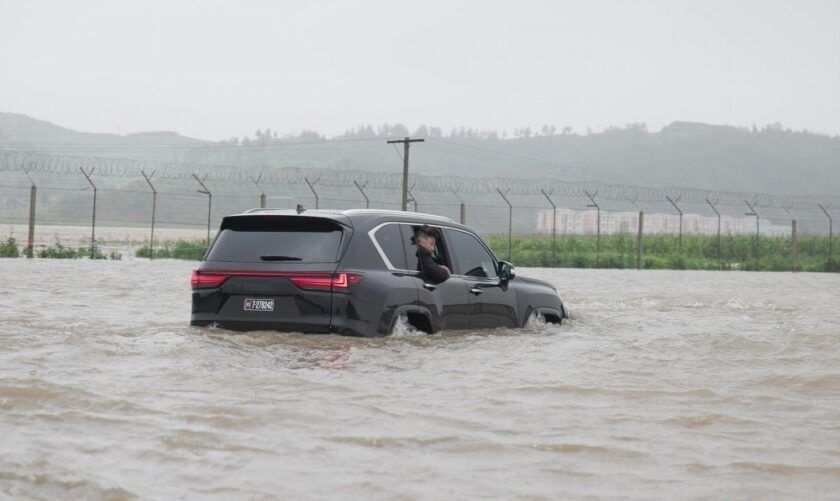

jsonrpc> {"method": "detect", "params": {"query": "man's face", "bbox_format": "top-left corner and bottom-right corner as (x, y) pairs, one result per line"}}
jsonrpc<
(417, 234), (436, 253)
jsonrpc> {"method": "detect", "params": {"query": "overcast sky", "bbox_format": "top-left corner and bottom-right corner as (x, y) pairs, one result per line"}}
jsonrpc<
(1, 0), (838, 140)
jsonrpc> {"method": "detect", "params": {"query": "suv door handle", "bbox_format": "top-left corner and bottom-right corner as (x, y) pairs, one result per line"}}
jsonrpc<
(469, 287), (483, 295)
(423, 283), (437, 291)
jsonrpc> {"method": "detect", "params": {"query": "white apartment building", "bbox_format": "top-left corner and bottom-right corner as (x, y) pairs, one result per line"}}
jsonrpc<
(536, 209), (788, 236)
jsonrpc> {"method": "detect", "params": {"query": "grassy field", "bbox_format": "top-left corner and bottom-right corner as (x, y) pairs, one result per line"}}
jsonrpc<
(4, 233), (837, 273)
(485, 234), (838, 272)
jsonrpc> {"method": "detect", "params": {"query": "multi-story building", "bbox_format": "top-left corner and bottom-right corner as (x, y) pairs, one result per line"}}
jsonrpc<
(536, 209), (787, 236)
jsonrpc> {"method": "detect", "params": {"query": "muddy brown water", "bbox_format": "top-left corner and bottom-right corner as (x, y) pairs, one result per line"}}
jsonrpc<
(1, 259), (839, 500)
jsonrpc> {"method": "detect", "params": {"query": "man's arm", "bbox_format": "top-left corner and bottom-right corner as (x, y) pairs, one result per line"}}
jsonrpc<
(417, 246), (450, 284)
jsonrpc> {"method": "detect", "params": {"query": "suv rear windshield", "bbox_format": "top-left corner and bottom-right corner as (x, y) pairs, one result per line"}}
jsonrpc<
(206, 216), (345, 263)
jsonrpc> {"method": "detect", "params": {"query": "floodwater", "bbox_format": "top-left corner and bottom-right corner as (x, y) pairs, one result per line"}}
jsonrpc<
(1, 260), (839, 500)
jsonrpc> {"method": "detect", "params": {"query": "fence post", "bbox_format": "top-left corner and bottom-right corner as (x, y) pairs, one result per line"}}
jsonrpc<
(193, 173), (212, 245)
(585, 190), (600, 268)
(496, 188), (513, 261)
(631, 196), (643, 270)
(818, 203), (833, 271)
(250, 171), (266, 208)
(791, 219), (798, 272)
(141, 170), (157, 260)
(353, 180), (370, 209)
(744, 200), (760, 268)
(80, 167), (97, 258)
(406, 187), (419, 212)
(637, 211), (644, 269)
(540, 189), (557, 260)
(666, 195), (683, 253)
(784, 207), (797, 272)
(21, 164), (36, 258)
(449, 188), (465, 224)
(304, 177), (320, 209)
(706, 198), (721, 270)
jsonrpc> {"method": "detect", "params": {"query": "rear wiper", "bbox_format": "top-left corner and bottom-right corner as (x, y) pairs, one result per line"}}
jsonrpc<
(259, 255), (302, 261)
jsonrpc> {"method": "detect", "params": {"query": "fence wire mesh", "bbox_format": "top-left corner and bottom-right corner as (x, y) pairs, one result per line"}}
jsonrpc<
(1, 150), (837, 270)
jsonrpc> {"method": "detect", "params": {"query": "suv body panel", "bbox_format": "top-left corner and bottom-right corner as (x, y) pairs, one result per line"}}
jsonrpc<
(191, 209), (567, 336)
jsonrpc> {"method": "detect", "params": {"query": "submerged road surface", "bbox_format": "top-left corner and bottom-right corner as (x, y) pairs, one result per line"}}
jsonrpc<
(1, 259), (839, 499)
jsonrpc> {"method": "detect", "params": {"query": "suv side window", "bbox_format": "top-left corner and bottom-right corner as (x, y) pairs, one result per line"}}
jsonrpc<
(403, 224), (454, 273)
(400, 224), (420, 271)
(445, 229), (498, 279)
(372, 224), (407, 270)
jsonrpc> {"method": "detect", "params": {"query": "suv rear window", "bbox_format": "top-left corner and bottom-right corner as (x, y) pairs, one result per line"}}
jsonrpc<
(206, 216), (344, 263)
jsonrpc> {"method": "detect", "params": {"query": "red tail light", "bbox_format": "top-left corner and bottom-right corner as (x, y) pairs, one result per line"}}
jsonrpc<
(191, 270), (361, 292)
(191, 270), (229, 289)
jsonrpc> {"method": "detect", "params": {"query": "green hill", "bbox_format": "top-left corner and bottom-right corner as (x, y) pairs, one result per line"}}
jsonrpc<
(1, 113), (838, 195)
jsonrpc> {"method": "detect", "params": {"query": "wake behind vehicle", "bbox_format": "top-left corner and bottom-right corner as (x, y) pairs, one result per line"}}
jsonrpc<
(191, 208), (568, 336)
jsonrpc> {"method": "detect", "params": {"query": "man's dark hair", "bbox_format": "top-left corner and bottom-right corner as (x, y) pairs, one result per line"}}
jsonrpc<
(415, 225), (440, 240)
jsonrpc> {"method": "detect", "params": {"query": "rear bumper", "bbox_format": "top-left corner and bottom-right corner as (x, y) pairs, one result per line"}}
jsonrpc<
(189, 313), (382, 337)
(190, 314), (331, 333)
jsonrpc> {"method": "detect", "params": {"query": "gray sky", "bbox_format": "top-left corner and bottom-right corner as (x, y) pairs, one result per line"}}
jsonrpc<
(1, 0), (839, 140)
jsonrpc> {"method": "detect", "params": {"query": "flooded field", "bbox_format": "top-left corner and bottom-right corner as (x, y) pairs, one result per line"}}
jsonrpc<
(1, 259), (839, 499)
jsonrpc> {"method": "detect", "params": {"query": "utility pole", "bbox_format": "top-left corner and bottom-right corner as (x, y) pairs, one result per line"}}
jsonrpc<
(386, 136), (424, 211)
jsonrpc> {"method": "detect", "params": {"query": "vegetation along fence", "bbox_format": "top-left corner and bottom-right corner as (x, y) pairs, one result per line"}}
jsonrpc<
(1, 151), (838, 271)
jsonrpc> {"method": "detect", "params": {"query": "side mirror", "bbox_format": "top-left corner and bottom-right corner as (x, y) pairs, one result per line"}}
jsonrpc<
(498, 261), (516, 281)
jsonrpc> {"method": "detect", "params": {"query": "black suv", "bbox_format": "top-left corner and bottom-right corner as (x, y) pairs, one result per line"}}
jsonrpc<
(191, 209), (568, 336)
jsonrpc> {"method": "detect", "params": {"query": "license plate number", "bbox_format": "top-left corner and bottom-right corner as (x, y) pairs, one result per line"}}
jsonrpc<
(244, 298), (274, 312)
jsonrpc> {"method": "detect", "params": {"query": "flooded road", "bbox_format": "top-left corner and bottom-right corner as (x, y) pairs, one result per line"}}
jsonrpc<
(1, 259), (839, 500)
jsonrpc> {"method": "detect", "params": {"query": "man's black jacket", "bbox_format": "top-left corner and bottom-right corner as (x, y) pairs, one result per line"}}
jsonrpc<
(417, 246), (449, 284)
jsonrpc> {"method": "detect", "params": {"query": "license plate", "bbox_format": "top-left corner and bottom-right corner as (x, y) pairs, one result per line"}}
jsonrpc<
(244, 298), (274, 312)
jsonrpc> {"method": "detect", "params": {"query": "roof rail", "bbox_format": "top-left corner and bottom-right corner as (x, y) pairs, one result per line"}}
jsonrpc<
(341, 208), (455, 223)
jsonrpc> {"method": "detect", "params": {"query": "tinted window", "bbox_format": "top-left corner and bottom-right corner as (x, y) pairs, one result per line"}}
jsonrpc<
(445, 230), (498, 278)
(206, 216), (343, 263)
(372, 224), (407, 269)
(401, 224), (420, 271)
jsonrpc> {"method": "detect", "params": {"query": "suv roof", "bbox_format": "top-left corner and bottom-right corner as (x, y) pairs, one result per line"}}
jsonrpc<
(238, 208), (456, 224)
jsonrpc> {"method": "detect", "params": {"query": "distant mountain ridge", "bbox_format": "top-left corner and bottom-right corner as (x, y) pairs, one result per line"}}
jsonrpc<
(1, 112), (838, 196)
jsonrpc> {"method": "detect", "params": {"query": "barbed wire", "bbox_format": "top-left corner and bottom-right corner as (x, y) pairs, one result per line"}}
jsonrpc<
(1, 150), (838, 210)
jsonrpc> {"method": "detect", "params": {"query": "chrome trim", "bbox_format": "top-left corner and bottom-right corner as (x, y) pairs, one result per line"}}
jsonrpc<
(368, 222), (399, 270)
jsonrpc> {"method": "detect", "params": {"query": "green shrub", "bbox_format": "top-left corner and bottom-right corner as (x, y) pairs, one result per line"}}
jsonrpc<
(482, 233), (837, 273)
(0, 236), (20, 258)
(136, 239), (206, 261)
(77, 240), (107, 259)
(38, 241), (78, 259)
